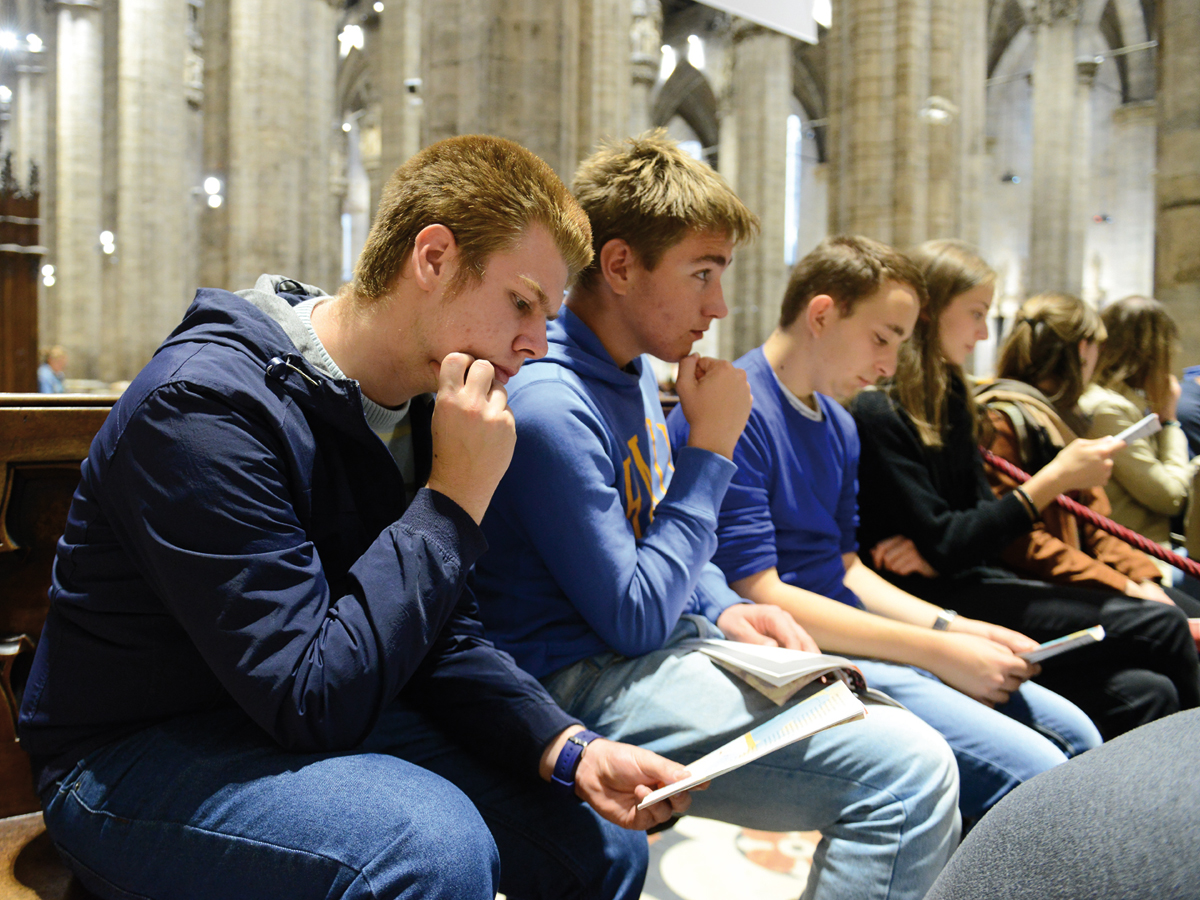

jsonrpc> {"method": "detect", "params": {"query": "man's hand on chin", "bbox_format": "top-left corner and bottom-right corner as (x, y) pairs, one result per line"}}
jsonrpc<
(716, 603), (820, 653)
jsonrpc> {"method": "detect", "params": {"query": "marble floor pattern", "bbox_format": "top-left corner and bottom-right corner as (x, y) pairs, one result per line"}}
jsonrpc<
(640, 817), (817, 900)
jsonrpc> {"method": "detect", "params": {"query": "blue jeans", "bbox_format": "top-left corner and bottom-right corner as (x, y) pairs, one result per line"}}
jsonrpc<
(850, 658), (1101, 819)
(541, 617), (961, 900)
(40, 701), (646, 900)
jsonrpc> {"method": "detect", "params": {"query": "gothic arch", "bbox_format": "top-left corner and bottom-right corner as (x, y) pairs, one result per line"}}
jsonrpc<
(651, 60), (719, 151)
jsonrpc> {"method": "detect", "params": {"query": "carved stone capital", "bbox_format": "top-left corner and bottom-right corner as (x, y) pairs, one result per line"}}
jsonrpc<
(732, 17), (770, 43)
(1075, 57), (1100, 85)
(1031, 0), (1080, 27)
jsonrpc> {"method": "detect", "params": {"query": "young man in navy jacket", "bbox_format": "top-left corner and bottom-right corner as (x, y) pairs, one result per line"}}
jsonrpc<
(18, 136), (693, 900)
(472, 133), (962, 900)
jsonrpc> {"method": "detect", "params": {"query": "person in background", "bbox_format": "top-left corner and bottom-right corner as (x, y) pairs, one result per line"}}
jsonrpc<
(1175, 363), (1200, 458)
(1078, 296), (1200, 586)
(669, 235), (1100, 823)
(37, 345), (66, 393)
(850, 239), (1200, 739)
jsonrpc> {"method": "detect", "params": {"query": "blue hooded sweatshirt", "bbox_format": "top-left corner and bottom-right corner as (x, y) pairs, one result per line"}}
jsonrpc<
(18, 278), (576, 790)
(474, 307), (744, 680)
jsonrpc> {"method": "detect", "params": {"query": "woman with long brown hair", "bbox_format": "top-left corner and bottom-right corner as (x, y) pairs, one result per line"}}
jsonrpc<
(849, 240), (1200, 739)
(1079, 296), (1200, 583)
(978, 292), (1195, 607)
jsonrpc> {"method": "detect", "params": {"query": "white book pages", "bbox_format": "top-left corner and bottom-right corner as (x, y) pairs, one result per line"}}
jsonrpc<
(636, 680), (867, 809)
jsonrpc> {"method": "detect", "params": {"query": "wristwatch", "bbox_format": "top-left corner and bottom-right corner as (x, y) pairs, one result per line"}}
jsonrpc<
(932, 609), (959, 631)
(551, 729), (603, 796)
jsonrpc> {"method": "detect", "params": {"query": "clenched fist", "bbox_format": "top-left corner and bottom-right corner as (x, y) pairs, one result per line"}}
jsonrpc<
(425, 352), (516, 523)
(677, 355), (752, 461)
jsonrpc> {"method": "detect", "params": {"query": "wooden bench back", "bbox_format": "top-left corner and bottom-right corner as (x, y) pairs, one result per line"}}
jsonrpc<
(0, 395), (115, 817)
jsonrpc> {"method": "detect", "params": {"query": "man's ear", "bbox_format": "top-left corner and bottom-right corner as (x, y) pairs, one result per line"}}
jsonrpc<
(806, 294), (836, 336)
(410, 224), (457, 292)
(598, 238), (636, 296)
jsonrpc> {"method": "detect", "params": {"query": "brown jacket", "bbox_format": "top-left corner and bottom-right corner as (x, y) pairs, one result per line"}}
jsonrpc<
(977, 382), (1162, 592)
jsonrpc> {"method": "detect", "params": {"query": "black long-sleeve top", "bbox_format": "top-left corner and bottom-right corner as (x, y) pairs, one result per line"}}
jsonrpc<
(849, 381), (1033, 577)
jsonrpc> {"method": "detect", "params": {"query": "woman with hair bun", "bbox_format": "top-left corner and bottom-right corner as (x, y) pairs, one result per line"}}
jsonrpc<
(850, 240), (1200, 739)
(978, 292), (1197, 611)
(1078, 296), (1200, 584)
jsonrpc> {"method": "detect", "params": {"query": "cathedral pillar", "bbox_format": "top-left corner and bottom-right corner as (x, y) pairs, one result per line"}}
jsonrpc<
(827, 0), (985, 248)
(423, 0), (629, 179)
(577, 0), (632, 159)
(720, 20), (791, 361)
(201, 0), (339, 295)
(629, 0), (661, 136)
(1027, 0), (1086, 294)
(955, 0), (987, 247)
(107, 0), (189, 379)
(51, 0), (104, 378)
(1154, 0), (1200, 351)
(379, 0), (423, 181)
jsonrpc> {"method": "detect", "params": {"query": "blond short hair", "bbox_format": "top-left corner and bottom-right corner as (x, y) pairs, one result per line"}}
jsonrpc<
(570, 130), (758, 289)
(354, 134), (593, 300)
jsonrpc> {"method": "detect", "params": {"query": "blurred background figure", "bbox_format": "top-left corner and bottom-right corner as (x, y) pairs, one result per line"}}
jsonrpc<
(37, 346), (66, 393)
(1078, 296), (1200, 590)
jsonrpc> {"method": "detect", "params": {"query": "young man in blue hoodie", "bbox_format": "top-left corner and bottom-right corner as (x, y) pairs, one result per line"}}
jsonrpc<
(473, 132), (962, 900)
(18, 136), (695, 900)
(667, 235), (1102, 822)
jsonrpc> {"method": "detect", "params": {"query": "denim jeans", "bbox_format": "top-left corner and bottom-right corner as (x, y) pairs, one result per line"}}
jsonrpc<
(541, 617), (961, 900)
(850, 658), (1102, 819)
(40, 700), (647, 900)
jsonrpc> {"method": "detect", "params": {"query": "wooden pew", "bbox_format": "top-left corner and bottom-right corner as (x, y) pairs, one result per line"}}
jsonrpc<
(0, 394), (115, 899)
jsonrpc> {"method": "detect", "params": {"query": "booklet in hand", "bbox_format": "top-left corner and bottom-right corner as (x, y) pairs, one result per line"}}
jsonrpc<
(1018, 625), (1105, 663)
(678, 638), (867, 705)
(636, 679), (867, 810)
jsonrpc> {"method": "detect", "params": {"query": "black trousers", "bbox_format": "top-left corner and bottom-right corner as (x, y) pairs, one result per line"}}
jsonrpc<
(891, 567), (1200, 740)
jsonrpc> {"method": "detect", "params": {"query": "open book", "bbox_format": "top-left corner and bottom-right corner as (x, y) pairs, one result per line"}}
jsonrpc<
(637, 679), (867, 809)
(678, 638), (867, 705)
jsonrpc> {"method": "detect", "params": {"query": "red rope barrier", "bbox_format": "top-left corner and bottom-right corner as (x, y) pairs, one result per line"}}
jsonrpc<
(979, 446), (1200, 581)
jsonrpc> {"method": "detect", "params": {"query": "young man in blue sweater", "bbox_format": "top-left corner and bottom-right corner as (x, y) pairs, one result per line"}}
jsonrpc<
(667, 235), (1102, 821)
(18, 136), (695, 900)
(473, 134), (961, 900)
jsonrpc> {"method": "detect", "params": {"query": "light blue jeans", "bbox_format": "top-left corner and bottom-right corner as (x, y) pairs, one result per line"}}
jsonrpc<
(542, 617), (961, 900)
(40, 700), (647, 900)
(850, 658), (1102, 819)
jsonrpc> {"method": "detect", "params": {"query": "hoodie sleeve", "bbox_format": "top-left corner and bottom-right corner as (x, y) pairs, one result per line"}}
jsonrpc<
(493, 379), (741, 658)
(96, 383), (575, 762)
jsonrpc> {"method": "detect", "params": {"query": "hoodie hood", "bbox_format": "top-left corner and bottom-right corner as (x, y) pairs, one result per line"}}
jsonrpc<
(158, 275), (328, 372)
(526, 305), (646, 391)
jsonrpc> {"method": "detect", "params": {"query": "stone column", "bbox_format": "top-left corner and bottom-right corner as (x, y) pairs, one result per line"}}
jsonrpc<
(1065, 57), (1098, 296)
(955, 0), (987, 247)
(629, 0), (661, 136)
(108, 0), (189, 379)
(201, 0), (339, 294)
(51, 0), (104, 379)
(720, 21), (791, 361)
(379, 0), (424, 181)
(1027, 0), (1083, 293)
(423, 0), (628, 179)
(1155, 0), (1200, 353)
(577, 0), (631, 159)
(424, 0), (572, 176)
